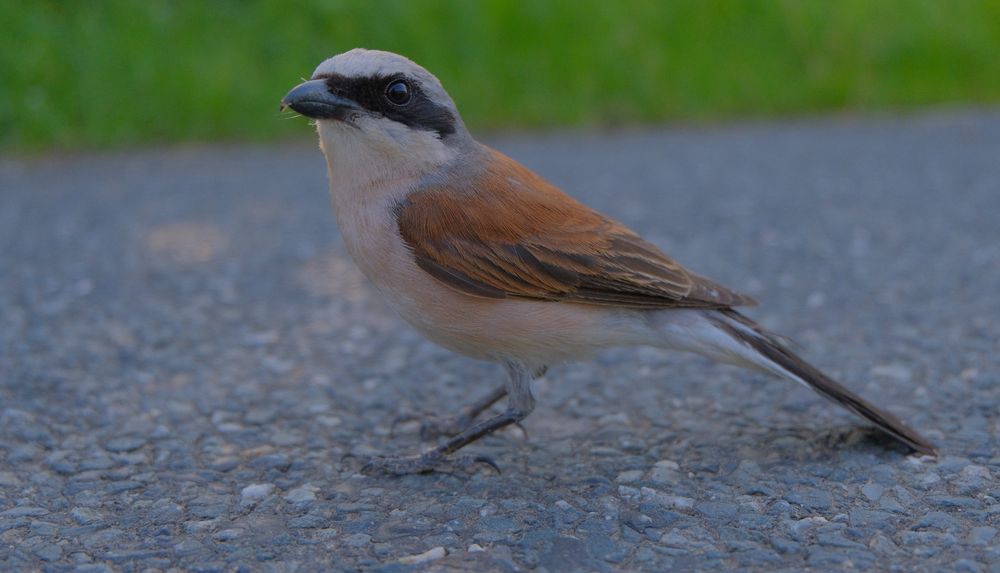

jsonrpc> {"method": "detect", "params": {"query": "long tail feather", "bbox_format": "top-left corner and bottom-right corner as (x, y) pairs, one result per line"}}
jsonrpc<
(706, 310), (936, 455)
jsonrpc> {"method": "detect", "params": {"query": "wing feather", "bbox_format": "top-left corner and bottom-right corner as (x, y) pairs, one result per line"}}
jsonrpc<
(396, 149), (756, 310)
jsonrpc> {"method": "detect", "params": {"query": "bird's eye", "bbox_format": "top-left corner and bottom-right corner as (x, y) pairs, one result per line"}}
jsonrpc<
(384, 80), (411, 106)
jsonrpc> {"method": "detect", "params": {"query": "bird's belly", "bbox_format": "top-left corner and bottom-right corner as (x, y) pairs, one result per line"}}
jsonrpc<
(390, 284), (653, 367)
(341, 219), (653, 366)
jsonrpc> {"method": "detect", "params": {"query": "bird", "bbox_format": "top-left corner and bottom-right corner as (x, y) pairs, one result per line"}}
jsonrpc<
(280, 48), (936, 475)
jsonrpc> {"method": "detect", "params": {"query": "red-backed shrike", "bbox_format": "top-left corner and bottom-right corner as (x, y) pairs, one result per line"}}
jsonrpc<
(281, 49), (935, 475)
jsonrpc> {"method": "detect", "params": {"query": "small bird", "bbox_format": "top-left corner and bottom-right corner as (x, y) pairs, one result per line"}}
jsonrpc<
(281, 49), (935, 474)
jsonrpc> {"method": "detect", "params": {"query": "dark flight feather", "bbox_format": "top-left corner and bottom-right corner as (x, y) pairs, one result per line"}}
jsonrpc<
(709, 310), (937, 455)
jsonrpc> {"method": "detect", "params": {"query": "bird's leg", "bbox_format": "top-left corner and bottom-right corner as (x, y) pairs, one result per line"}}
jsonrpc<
(363, 361), (536, 476)
(421, 364), (544, 441)
(389, 384), (507, 439)
(392, 366), (546, 439)
(414, 384), (508, 440)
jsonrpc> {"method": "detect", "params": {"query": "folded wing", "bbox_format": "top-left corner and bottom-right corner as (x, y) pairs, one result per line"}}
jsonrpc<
(396, 149), (756, 310)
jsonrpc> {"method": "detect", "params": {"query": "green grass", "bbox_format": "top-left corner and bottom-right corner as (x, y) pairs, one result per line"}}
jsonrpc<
(4, 0), (1000, 151)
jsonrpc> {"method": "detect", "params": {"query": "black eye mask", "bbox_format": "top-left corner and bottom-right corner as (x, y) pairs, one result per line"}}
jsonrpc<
(315, 72), (456, 138)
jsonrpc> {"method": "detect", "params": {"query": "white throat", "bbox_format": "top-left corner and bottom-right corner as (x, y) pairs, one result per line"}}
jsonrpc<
(315, 118), (461, 308)
(317, 119), (456, 207)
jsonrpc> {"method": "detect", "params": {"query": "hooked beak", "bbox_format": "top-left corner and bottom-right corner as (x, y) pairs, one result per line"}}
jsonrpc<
(280, 79), (360, 120)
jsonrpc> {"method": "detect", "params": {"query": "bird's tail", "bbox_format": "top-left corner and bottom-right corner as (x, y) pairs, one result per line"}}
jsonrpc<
(658, 308), (936, 455)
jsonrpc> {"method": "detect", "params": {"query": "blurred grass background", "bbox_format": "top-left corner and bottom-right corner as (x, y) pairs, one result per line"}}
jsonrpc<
(3, 0), (1000, 151)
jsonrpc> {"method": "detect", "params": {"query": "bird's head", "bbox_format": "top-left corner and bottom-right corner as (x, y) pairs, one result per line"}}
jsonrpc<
(282, 49), (471, 181)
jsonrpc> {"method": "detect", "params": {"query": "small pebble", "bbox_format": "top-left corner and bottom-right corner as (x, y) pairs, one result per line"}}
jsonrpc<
(969, 526), (996, 546)
(648, 460), (682, 484)
(1, 506), (49, 517)
(784, 488), (834, 511)
(615, 470), (644, 484)
(30, 521), (60, 536)
(398, 546), (446, 564)
(104, 436), (146, 453)
(284, 484), (319, 504)
(344, 533), (371, 547)
(241, 483), (274, 505)
(70, 507), (103, 525)
(34, 543), (62, 562)
(213, 528), (242, 541)
(861, 483), (884, 502)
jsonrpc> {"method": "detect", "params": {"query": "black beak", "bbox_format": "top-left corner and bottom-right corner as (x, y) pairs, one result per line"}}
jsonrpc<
(280, 79), (359, 120)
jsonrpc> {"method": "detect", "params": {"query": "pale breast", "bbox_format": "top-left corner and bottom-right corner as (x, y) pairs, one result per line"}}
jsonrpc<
(330, 190), (659, 367)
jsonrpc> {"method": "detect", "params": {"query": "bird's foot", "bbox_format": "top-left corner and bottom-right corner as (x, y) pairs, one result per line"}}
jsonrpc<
(360, 450), (501, 476)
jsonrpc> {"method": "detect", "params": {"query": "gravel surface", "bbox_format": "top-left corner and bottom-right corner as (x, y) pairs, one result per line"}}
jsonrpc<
(2, 111), (999, 572)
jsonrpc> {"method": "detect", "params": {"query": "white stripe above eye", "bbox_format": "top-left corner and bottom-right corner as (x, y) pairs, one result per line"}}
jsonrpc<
(312, 49), (453, 106)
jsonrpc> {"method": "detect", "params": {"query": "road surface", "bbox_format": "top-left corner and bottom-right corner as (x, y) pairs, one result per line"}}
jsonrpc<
(1, 111), (998, 571)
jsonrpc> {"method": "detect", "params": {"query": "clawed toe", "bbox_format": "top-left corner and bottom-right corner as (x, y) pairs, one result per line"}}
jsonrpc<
(470, 454), (501, 474)
(360, 450), (501, 476)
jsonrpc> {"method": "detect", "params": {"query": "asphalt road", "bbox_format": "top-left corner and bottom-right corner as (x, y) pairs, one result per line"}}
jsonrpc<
(1, 111), (998, 572)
